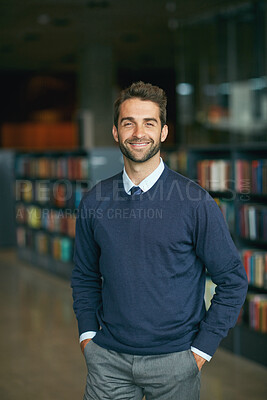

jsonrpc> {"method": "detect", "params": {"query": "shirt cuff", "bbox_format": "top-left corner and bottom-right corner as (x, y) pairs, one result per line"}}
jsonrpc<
(191, 346), (212, 362)
(79, 331), (97, 343)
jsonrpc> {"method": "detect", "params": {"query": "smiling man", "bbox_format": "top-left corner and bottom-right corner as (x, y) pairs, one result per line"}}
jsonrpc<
(113, 97), (168, 164)
(71, 81), (248, 400)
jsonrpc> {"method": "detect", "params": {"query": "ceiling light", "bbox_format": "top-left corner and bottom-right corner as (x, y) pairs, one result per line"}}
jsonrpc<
(176, 83), (194, 96)
(37, 14), (51, 25)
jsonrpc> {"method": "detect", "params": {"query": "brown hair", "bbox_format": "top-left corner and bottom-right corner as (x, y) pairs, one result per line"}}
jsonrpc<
(114, 81), (167, 129)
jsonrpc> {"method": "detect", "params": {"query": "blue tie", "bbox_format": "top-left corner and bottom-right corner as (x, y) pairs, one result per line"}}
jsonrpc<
(130, 186), (143, 196)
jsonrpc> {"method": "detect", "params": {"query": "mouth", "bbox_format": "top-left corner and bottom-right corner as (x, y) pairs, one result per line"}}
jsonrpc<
(128, 141), (151, 148)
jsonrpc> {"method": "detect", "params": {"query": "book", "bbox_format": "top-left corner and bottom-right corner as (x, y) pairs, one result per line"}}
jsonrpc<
(16, 155), (90, 180)
(247, 294), (267, 333)
(239, 204), (267, 241)
(241, 249), (267, 289)
(235, 159), (267, 194)
(197, 159), (231, 191)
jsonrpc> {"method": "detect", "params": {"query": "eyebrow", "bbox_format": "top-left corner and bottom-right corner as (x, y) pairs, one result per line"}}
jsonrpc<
(120, 117), (158, 124)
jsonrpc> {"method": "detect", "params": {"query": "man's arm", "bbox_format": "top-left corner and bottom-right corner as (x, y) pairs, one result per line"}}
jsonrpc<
(191, 346), (211, 370)
(80, 331), (97, 354)
(191, 197), (248, 357)
(191, 351), (207, 371)
(71, 200), (102, 339)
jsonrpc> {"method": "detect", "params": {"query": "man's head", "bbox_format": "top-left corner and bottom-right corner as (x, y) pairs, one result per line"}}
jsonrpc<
(114, 81), (167, 130)
(112, 82), (168, 164)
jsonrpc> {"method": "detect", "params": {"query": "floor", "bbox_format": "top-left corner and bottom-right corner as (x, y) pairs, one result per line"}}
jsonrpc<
(0, 249), (266, 400)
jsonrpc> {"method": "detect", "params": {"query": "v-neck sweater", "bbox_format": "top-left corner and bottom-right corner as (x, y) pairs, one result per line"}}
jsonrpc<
(71, 164), (248, 356)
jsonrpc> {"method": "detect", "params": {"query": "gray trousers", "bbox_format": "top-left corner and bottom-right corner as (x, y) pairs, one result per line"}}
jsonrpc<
(83, 340), (201, 400)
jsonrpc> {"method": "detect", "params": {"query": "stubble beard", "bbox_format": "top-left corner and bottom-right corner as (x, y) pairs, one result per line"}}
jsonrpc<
(117, 134), (162, 163)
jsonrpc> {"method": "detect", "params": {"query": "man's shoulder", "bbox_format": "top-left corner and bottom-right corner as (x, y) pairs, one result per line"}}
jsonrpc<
(165, 166), (208, 198)
(165, 167), (222, 217)
(81, 171), (123, 206)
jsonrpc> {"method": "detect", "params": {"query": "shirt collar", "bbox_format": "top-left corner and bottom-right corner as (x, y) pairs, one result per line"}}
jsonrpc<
(123, 157), (165, 195)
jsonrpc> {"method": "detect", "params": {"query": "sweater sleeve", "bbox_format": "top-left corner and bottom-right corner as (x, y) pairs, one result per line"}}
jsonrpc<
(191, 197), (248, 356)
(71, 199), (102, 335)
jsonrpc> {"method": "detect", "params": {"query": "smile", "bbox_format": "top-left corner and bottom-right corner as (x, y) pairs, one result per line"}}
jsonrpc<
(129, 142), (151, 148)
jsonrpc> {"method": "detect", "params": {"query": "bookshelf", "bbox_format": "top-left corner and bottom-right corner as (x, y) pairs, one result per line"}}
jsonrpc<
(166, 144), (267, 366)
(0, 150), (16, 248)
(15, 148), (123, 279)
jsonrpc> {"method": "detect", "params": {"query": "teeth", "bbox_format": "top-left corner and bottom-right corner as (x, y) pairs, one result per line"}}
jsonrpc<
(130, 143), (149, 146)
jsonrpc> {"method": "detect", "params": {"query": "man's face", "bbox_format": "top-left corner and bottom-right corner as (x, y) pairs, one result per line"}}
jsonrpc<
(112, 98), (168, 163)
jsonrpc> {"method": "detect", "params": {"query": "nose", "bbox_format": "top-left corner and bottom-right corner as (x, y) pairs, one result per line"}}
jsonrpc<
(132, 124), (145, 138)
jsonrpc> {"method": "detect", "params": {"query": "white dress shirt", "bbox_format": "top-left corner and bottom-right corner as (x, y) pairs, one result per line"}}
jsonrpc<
(79, 157), (211, 361)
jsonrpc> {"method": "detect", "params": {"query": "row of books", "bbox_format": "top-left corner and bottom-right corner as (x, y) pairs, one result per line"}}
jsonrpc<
(16, 155), (90, 180)
(17, 227), (74, 263)
(238, 204), (267, 241)
(16, 180), (89, 209)
(246, 294), (267, 333)
(235, 159), (267, 194)
(16, 204), (76, 237)
(197, 159), (231, 191)
(241, 249), (267, 289)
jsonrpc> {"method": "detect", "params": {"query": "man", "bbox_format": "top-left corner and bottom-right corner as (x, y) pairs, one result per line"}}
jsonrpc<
(71, 81), (248, 400)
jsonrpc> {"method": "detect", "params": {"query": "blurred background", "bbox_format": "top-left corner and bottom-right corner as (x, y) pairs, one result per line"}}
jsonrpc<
(0, 1), (267, 399)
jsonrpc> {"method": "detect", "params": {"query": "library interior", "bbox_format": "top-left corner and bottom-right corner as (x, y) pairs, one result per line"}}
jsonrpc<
(0, 1), (267, 399)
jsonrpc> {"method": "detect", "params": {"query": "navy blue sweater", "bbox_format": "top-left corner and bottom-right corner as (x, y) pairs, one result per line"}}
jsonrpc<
(71, 164), (248, 357)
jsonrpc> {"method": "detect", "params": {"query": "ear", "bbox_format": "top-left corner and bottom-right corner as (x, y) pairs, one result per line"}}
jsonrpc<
(160, 125), (168, 143)
(112, 125), (119, 143)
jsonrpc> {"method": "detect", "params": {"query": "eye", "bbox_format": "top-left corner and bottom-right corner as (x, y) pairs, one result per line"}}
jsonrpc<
(146, 122), (155, 127)
(123, 121), (133, 127)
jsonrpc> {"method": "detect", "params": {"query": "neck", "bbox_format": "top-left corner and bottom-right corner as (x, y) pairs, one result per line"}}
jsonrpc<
(123, 152), (161, 185)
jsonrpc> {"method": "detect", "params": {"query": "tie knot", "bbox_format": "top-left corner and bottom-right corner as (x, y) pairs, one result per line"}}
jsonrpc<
(130, 186), (143, 196)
